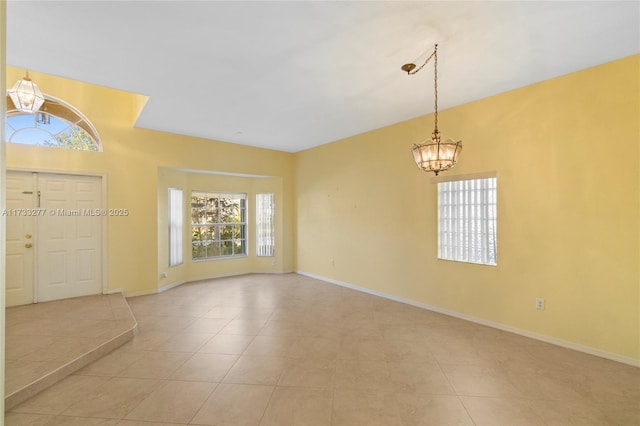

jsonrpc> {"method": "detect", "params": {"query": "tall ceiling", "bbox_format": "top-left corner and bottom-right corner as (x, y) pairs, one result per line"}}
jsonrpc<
(6, 1), (639, 153)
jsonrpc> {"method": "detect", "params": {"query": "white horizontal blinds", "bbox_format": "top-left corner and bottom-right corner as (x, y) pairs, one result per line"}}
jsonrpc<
(168, 188), (183, 266)
(486, 178), (497, 263)
(438, 177), (497, 265)
(256, 193), (275, 257)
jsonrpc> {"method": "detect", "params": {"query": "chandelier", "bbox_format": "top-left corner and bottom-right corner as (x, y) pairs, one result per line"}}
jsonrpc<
(402, 44), (462, 176)
(8, 71), (45, 114)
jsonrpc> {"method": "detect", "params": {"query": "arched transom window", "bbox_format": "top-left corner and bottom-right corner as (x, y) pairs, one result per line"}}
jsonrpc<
(5, 94), (102, 152)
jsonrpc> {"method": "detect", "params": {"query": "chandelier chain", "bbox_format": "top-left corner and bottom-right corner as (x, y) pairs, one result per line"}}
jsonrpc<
(404, 45), (439, 133)
(433, 46), (438, 133)
(405, 48), (437, 76)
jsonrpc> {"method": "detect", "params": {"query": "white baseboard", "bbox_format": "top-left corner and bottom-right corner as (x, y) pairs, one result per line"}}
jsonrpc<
(125, 271), (291, 299)
(121, 288), (158, 298)
(187, 270), (291, 283)
(251, 269), (292, 275)
(297, 271), (640, 368)
(124, 279), (190, 298)
(187, 271), (259, 284)
(158, 280), (187, 293)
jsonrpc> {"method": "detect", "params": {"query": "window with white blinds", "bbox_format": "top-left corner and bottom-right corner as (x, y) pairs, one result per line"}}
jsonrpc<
(256, 193), (275, 257)
(438, 177), (497, 266)
(168, 188), (183, 266)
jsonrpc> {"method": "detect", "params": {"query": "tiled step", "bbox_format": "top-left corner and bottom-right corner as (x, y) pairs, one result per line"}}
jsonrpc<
(5, 293), (137, 410)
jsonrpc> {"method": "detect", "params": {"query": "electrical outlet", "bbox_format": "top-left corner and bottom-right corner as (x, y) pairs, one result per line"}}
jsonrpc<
(535, 298), (545, 310)
(271, 260), (276, 266)
(160, 272), (168, 279)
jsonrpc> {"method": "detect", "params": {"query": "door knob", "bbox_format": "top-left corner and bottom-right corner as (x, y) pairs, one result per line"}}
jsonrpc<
(25, 243), (32, 248)
(25, 234), (32, 239)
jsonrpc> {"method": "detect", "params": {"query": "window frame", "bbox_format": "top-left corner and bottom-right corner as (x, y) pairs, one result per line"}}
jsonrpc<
(436, 174), (497, 266)
(191, 191), (248, 261)
(168, 188), (183, 267)
(5, 94), (103, 151)
(256, 193), (275, 257)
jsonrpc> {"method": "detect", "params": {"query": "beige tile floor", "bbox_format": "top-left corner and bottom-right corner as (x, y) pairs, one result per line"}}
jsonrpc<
(5, 293), (136, 406)
(6, 273), (640, 425)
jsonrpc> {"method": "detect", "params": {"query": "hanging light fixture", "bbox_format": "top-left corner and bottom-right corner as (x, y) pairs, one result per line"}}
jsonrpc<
(8, 71), (45, 114)
(402, 44), (462, 176)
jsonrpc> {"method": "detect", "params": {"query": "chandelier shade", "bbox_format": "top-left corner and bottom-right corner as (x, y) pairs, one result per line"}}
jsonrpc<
(8, 72), (45, 113)
(402, 44), (462, 175)
(412, 132), (462, 176)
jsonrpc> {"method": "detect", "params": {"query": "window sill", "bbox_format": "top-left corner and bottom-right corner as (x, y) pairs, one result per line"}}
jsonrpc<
(192, 254), (248, 262)
(438, 257), (497, 267)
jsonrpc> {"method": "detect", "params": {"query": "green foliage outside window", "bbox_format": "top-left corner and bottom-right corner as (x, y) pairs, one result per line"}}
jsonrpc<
(43, 128), (100, 151)
(6, 98), (102, 152)
(191, 192), (246, 260)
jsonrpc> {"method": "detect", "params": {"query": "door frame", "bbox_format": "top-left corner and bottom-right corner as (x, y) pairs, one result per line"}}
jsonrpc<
(8, 168), (109, 299)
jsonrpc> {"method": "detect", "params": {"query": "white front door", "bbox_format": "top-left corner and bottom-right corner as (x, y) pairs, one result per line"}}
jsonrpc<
(5, 171), (103, 306)
(5, 172), (36, 307)
(37, 173), (102, 302)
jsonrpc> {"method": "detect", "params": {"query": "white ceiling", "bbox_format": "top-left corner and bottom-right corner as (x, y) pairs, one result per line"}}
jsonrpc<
(6, 1), (639, 153)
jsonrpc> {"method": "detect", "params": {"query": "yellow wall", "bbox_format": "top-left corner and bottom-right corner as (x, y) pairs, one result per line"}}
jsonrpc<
(295, 55), (640, 362)
(5, 55), (639, 363)
(5, 67), (295, 296)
